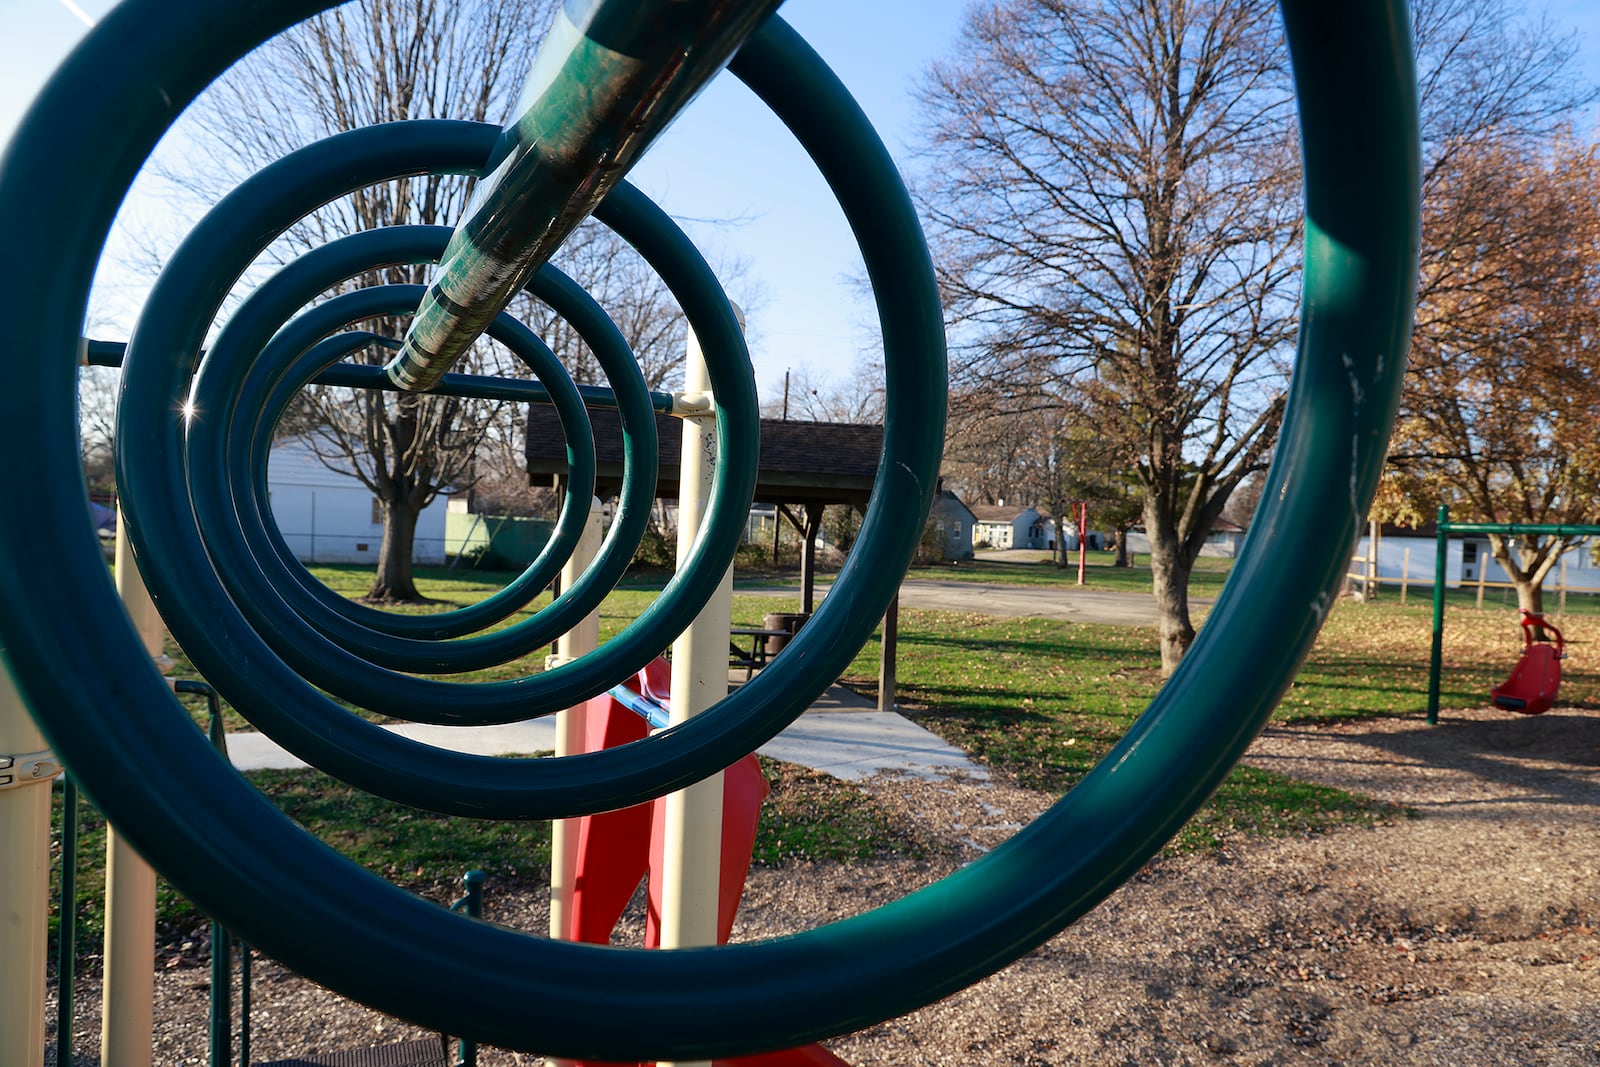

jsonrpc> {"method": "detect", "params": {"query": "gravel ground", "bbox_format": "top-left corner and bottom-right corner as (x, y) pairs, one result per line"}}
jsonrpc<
(47, 706), (1600, 1065)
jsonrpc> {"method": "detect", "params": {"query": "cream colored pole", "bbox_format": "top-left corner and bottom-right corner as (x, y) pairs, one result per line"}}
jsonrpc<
(547, 498), (606, 940)
(658, 317), (738, 1067)
(102, 513), (165, 1067)
(0, 660), (54, 1067)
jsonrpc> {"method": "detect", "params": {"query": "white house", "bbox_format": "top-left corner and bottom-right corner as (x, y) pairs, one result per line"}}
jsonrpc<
(1122, 517), (1248, 560)
(267, 439), (449, 565)
(971, 503), (1047, 550)
(1351, 525), (1600, 593)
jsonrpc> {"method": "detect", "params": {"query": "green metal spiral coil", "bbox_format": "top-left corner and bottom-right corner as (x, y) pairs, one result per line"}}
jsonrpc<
(0, 2), (1418, 1061)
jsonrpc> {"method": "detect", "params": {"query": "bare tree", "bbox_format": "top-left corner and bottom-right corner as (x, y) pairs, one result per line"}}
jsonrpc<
(78, 365), (119, 495)
(940, 386), (1051, 508)
(142, 0), (709, 602)
(504, 221), (690, 392)
(919, 0), (1300, 673)
(943, 382), (1144, 567)
(759, 354), (885, 425)
(140, 0), (552, 601)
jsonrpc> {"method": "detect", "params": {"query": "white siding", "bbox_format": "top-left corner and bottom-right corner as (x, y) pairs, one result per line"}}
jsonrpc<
(1354, 534), (1600, 592)
(267, 440), (449, 565)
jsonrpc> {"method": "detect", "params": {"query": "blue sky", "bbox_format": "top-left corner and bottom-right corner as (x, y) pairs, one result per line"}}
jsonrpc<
(3, 0), (1600, 400)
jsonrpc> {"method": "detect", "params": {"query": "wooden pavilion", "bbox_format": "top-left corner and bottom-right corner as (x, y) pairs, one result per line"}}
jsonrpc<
(524, 409), (903, 707)
(524, 410), (883, 614)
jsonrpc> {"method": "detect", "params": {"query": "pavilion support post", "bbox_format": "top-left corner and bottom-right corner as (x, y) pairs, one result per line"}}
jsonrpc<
(800, 506), (824, 615)
(878, 591), (899, 712)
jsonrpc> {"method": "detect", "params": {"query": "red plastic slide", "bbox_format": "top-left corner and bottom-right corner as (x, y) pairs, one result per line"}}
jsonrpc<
(1490, 611), (1564, 715)
(562, 659), (850, 1067)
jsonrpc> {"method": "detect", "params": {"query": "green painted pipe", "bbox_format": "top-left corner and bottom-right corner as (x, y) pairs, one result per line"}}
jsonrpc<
(118, 128), (764, 738)
(231, 316), (599, 649)
(193, 272), (607, 666)
(1428, 504), (1449, 723)
(201, 282), (611, 677)
(1441, 522), (1600, 537)
(86, 338), (678, 412)
(386, 0), (783, 391)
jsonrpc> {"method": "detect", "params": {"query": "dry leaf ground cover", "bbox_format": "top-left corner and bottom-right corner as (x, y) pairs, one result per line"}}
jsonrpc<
(45, 587), (1600, 1064)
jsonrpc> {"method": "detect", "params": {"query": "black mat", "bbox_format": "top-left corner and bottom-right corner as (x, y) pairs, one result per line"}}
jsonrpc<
(254, 1037), (451, 1066)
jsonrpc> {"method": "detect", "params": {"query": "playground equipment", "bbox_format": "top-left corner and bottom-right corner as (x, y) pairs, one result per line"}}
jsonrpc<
(0, 1), (1419, 1064)
(1425, 507), (1596, 723)
(1491, 612), (1565, 716)
(567, 661), (849, 1067)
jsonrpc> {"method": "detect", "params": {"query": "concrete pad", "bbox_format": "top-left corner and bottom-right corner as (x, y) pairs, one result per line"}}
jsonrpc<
(221, 682), (985, 782)
(757, 711), (988, 782)
(224, 719), (557, 772)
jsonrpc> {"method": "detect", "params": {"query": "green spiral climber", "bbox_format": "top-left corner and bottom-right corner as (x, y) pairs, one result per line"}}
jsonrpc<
(0, 1), (1418, 1060)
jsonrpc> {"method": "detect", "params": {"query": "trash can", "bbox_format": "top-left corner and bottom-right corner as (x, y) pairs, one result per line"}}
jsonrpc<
(762, 612), (810, 658)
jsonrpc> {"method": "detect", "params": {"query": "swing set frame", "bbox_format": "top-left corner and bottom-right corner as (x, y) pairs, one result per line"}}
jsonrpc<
(1425, 504), (1600, 723)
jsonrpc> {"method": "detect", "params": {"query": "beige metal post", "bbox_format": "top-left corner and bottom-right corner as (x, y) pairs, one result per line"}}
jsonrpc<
(658, 318), (737, 1067)
(547, 499), (606, 941)
(102, 514), (165, 1067)
(0, 659), (54, 1067)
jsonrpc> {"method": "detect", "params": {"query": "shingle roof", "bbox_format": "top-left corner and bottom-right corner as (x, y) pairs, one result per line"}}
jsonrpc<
(525, 409), (885, 505)
(970, 504), (1037, 523)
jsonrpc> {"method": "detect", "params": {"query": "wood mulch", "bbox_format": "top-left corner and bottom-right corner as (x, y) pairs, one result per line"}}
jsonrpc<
(47, 706), (1600, 1065)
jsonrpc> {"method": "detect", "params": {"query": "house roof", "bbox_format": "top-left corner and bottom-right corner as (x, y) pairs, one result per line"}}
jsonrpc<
(970, 504), (1038, 523)
(933, 489), (976, 523)
(524, 409), (885, 506)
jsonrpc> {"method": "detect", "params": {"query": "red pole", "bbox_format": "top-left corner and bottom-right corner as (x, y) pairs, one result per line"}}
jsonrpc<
(1076, 501), (1088, 586)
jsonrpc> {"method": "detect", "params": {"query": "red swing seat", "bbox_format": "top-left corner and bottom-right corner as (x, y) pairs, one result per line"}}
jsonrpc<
(1490, 611), (1564, 715)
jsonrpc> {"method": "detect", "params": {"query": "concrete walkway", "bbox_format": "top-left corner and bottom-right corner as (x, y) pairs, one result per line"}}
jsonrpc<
(223, 677), (987, 783)
(742, 578), (1211, 627)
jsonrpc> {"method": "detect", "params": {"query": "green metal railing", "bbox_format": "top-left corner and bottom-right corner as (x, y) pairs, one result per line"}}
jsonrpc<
(55, 681), (250, 1067)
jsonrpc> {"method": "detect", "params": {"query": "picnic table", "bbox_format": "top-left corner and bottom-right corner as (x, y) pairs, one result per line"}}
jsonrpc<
(727, 626), (793, 677)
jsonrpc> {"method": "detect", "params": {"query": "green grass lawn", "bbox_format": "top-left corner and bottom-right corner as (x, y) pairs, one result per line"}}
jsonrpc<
(103, 557), (1596, 957)
(906, 554), (1235, 599)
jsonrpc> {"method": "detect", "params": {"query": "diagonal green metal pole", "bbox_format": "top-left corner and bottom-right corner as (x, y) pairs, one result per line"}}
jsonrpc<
(385, 0), (782, 391)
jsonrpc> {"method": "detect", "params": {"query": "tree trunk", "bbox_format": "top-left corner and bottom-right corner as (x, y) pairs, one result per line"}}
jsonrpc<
(1113, 525), (1131, 568)
(1146, 506), (1195, 677)
(1488, 533), (1558, 639)
(368, 497), (426, 603)
(1509, 572), (1550, 641)
(1054, 516), (1069, 568)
